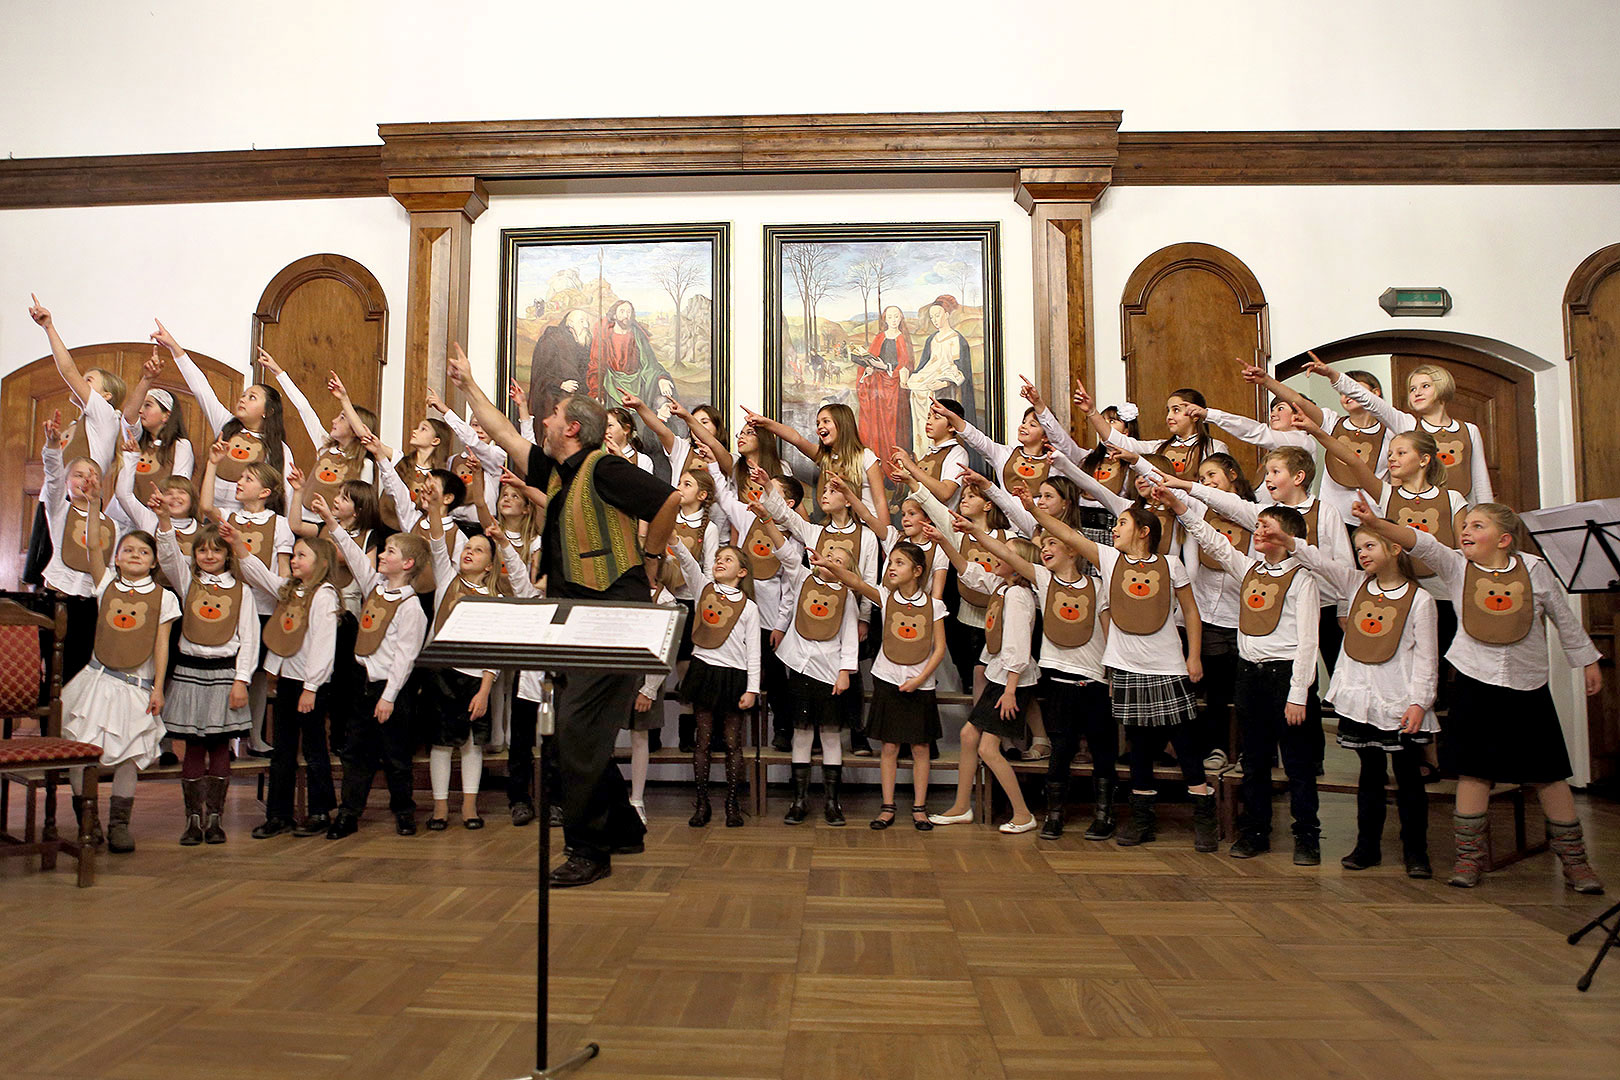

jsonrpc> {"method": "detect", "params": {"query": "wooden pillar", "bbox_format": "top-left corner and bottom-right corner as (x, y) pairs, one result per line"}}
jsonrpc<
(1015, 168), (1109, 443)
(390, 176), (488, 426)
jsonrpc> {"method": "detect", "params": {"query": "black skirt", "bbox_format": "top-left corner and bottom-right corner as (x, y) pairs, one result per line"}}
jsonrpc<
(969, 678), (1035, 740)
(786, 667), (848, 730)
(866, 677), (942, 746)
(679, 656), (748, 713)
(1447, 670), (1572, 783)
(426, 668), (494, 748)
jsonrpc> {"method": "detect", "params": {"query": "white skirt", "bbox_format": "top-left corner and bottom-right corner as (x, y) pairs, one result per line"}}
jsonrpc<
(61, 667), (167, 769)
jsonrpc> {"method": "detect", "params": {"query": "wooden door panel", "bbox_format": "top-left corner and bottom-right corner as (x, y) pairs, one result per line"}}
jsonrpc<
(253, 254), (388, 474)
(0, 345), (239, 588)
(1122, 243), (1268, 472)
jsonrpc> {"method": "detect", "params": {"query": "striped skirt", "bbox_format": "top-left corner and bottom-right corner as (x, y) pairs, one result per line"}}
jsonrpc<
(164, 654), (252, 739)
(1107, 667), (1198, 729)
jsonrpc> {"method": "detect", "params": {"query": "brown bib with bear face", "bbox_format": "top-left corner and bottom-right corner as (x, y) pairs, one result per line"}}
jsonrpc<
(1108, 554), (1172, 636)
(956, 529), (1007, 608)
(881, 592), (935, 666)
(262, 585), (315, 658)
(1198, 511), (1254, 571)
(1238, 564), (1301, 638)
(435, 575), (499, 636)
(1462, 558), (1535, 646)
(691, 583), (747, 650)
(1326, 415), (1386, 490)
(62, 504), (115, 575)
(662, 518), (707, 591)
(984, 585), (1009, 655)
(1299, 501), (1322, 547)
(1342, 579), (1417, 665)
(742, 517), (781, 580)
(354, 588), (410, 657)
(182, 577), (243, 648)
(215, 429), (266, 483)
(92, 579), (164, 671)
(60, 418), (92, 471)
(1387, 487), (1457, 578)
(1429, 422), (1474, 500)
(1043, 573), (1096, 650)
(1161, 439), (1203, 476)
(453, 451), (485, 501)
(917, 440), (960, 483)
(794, 575), (849, 642)
(1091, 455), (1128, 496)
(171, 519), (199, 561)
(319, 524), (363, 591)
(1149, 504), (1178, 556)
(306, 445), (361, 510)
(1001, 448), (1050, 493)
(228, 512), (276, 574)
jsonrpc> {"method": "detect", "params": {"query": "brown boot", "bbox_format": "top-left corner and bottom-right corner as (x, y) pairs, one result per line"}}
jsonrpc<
(179, 779), (205, 846)
(1548, 818), (1605, 895)
(203, 776), (229, 844)
(106, 795), (136, 854)
(1448, 812), (1488, 888)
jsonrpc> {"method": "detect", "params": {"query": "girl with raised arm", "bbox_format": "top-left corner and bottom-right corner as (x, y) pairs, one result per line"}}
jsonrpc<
(259, 352), (378, 521)
(744, 401), (891, 532)
(37, 411), (114, 683)
(119, 347), (195, 492)
(931, 397), (1053, 497)
(1077, 377), (1228, 479)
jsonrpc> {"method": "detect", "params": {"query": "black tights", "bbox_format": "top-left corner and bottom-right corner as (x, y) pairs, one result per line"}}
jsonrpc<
(180, 735), (233, 780)
(1125, 723), (1206, 791)
(693, 708), (744, 790)
(1044, 678), (1115, 781)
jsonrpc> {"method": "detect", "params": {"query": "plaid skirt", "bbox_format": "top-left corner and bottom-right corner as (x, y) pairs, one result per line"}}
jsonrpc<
(1107, 667), (1198, 729)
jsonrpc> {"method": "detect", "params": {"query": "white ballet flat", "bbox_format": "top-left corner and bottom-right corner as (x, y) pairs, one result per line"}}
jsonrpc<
(999, 816), (1039, 835)
(928, 810), (973, 826)
(630, 800), (647, 826)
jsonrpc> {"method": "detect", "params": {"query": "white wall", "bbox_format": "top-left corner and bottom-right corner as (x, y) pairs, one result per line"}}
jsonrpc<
(5, 0), (1620, 157)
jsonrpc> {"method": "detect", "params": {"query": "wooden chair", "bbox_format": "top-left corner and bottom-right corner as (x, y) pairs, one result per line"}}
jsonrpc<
(0, 599), (100, 886)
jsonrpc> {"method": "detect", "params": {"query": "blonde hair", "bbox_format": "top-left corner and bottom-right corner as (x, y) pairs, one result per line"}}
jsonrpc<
(388, 532), (430, 586)
(1006, 537), (1040, 585)
(1391, 430), (1447, 488)
(1408, 364), (1456, 403)
(1468, 502), (1523, 554)
(88, 367), (127, 410)
(1264, 446), (1316, 487)
(815, 403), (868, 489)
(280, 536), (337, 607)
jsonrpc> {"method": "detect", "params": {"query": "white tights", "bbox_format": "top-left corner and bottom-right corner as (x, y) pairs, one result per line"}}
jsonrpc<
(71, 760), (137, 799)
(629, 730), (649, 803)
(429, 738), (484, 800)
(791, 725), (843, 766)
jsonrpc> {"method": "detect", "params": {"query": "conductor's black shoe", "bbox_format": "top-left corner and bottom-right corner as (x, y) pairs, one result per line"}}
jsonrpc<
(1404, 852), (1434, 879)
(510, 802), (536, 827)
(395, 812), (417, 836)
(292, 813), (329, 837)
(325, 811), (359, 840)
(611, 838), (646, 855)
(251, 817), (293, 840)
(550, 855), (611, 888)
(548, 805), (565, 827)
(1293, 836), (1321, 866)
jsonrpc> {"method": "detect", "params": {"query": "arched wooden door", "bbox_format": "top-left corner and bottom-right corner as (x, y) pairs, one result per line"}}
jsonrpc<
(0, 345), (240, 588)
(1121, 242), (1269, 471)
(251, 253), (388, 471)
(1566, 244), (1620, 786)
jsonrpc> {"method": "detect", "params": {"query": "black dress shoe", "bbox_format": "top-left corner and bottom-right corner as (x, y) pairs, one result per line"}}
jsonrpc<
(548, 805), (565, 827)
(611, 838), (646, 855)
(395, 812), (418, 836)
(292, 813), (330, 837)
(426, 817), (449, 831)
(464, 817), (485, 830)
(326, 811), (359, 840)
(251, 817), (294, 840)
(1405, 852), (1434, 879)
(510, 802), (536, 827)
(550, 854), (611, 888)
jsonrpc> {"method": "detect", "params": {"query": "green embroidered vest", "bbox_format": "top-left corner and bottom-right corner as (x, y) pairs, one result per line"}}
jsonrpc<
(548, 449), (643, 592)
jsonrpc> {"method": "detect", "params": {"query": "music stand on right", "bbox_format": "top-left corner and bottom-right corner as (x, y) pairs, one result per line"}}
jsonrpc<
(1521, 498), (1620, 991)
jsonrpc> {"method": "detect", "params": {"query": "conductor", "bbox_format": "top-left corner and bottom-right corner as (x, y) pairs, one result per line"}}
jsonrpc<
(450, 345), (680, 887)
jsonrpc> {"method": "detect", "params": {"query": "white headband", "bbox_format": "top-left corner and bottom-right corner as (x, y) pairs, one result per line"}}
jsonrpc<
(1116, 402), (1139, 422)
(147, 388), (175, 412)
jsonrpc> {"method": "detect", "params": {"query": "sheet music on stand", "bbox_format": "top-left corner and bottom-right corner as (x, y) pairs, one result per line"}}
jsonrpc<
(1521, 498), (1620, 593)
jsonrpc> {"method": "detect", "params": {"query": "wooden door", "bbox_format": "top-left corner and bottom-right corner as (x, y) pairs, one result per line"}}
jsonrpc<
(1391, 353), (1537, 512)
(1566, 243), (1620, 786)
(251, 254), (388, 472)
(0, 345), (239, 588)
(1121, 242), (1268, 472)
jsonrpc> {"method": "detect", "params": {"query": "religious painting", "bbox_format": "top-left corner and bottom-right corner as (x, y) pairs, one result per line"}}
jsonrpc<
(499, 223), (730, 477)
(764, 223), (1003, 483)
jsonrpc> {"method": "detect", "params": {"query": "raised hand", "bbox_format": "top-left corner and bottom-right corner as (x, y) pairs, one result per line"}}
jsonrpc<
(824, 473), (851, 497)
(748, 464), (770, 490)
(1350, 490), (1377, 524)
(1289, 409), (1323, 434)
(1303, 351), (1333, 380)
(920, 523), (945, 544)
(150, 318), (181, 355)
(357, 429), (383, 455)
(499, 467), (525, 488)
(1252, 515), (1287, 549)
(1072, 378), (1094, 416)
(41, 408), (62, 446)
(286, 464), (305, 491)
(507, 378), (527, 409)
(1017, 374), (1045, 411)
(425, 385), (448, 415)
(309, 493), (335, 522)
(27, 293), (51, 328)
(208, 438), (228, 465)
(1183, 402), (1208, 423)
(143, 347), (165, 380)
(954, 464), (991, 491)
(690, 440), (713, 464)
(1150, 484), (1187, 514)
(326, 370), (349, 400)
(929, 398), (964, 431)
(121, 434), (141, 455)
(256, 347), (284, 379)
(947, 511), (976, 535)
(446, 342), (471, 389)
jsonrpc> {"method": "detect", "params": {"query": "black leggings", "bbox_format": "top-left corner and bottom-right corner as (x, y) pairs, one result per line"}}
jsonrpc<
(1124, 723), (1206, 791)
(1043, 676), (1115, 781)
(1198, 627), (1238, 757)
(268, 676), (335, 820)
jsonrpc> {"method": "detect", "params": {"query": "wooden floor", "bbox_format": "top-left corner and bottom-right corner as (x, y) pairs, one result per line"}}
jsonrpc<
(5, 780), (1620, 1080)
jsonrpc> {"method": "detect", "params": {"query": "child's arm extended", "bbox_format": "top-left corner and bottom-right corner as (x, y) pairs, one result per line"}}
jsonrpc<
(258, 348), (326, 455)
(313, 493), (379, 594)
(806, 548), (881, 606)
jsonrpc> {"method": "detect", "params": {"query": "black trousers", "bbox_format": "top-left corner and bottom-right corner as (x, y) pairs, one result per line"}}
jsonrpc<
(328, 611), (360, 754)
(340, 679), (417, 815)
(268, 675), (335, 820)
(507, 693), (561, 808)
(945, 617), (986, 692)
(1198, 625), (1238, 757)
(761, 629), (791, 742)
(1318, 605), (1343, 677)
(1043, 676), (1115, 782)
(1235, 659), (1322, 841)
(555, 668), (646, 863)
(1125, 723), (1205, 790)
(1355, 745), (1429, 858)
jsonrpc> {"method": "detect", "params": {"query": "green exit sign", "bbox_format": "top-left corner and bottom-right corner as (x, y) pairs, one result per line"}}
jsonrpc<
(1379, 287), (1452, 317)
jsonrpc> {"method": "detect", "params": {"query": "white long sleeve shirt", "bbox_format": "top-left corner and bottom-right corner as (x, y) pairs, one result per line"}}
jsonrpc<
(1335, 374), (1492, 505)
(958, 564), (1035, 685)
(672, 543), (761, 694)
(333, 527), (429, 702)
(764, 486), (879, 622)
(775, 558), (860, 686)
(912, 485), (987, 629)
(173, 350), (295, 513)
(1192, 484), (1351, 609)
(1410, 531), (1601, 690)
(156, 528), (260, 684)
(274, 371), (375, 521)
(1291, 541), (1438, 732)
(40, 445), (106, 597)
(439, 407), (506, 508)
(238, 558), (338, 688)
(1105, 427), (1230, 472)
(1181, 514), (1321, 705)
(706, 461), (800, 626)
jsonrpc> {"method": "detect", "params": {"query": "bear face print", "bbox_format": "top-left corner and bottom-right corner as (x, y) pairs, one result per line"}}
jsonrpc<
(1013, 458), (1041, 479)
(802, 583), (840, 620)
(1242, 579), (1282, 612)
(227, 432), (260, 463)
(819, 534), (858, 566)
(1352, 599), (1398, 638)
(1121, 567), (1161, 599)
(192, 591), (234, 623)
(106, 597), (148, 631)
(1434, 437), (1466, 468)
(1473, 577), (1524, 614)
(1237, 566), (1299, 637)
(1394, 506), (1441, 534)
(1342, 581), (1417, 664)
(1344, 437), (1376, 465)
(881, 599), (934, 665)
(1054, 594), (1089, 624)
(891, 612), (925, 640)
(279, 606), (304, 634)
(133, 448), (162, 475)
(1461, 561), (1534, 645)
(699, 593), (730, 627)
(315, 458), (344, 484)
(794, 580), (846, 642)
(1164, 446), (1192, 473)
(454, 456), (481, 485)
(749, 536), (775, 560)
(1093, 460), (1119, 483)
(1043, 578), (1096, 649)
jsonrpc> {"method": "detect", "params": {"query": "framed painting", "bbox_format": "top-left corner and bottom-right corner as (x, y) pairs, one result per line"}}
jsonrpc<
(499, 223), (730, 477)
(763, 222), (1003, 485)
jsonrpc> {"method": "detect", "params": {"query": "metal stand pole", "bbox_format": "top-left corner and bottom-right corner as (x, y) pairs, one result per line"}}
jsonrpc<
(509, 674), (600, 1079)
(1569, 898), (1620, 992)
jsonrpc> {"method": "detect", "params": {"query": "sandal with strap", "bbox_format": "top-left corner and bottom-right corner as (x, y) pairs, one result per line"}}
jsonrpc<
(870, 803), (898, 830)
(912, 806), (934, 832)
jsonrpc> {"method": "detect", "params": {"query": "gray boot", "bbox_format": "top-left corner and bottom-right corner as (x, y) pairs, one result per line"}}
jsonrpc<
(106, 795), (136, 854)
(1548, 818), (1605, 895)
(179, 779), (206, 846)
(1448, 812), (1488, 888)
(1117, 792), (1156, 846)
(203, 776), (229, 844)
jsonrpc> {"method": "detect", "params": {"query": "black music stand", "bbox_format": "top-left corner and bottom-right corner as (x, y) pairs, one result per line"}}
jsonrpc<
(1522, 499), (1620, 990)
(418, 597), (685, 1076)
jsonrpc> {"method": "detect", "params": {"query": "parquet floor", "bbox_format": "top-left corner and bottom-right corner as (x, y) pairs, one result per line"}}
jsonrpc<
(5, 779), (1620, 1080)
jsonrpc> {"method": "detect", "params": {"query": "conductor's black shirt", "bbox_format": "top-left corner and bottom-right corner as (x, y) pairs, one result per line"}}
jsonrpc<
(528, 444), (675, 601)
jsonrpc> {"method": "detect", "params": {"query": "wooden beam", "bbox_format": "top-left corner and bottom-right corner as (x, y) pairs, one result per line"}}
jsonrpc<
(0, 145), (386, 208)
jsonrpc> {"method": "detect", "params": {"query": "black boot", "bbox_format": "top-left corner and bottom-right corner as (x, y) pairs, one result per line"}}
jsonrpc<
(1344, 754), (1388, 869)
(1084, 775), (1117, 840)
(203, 775), (229, 844)
(1191, 792), (1219, 853)
(1039, 780), (1067, 840)
(784, 763), (811, 825)
(179, 778), (206, 846)
(1116, 792), (1156, 846)
(1394, 763), (1430, 876)
(823, 765), (846, 826)
(724, 743), (744, 828)
(72, 794), (104, 847)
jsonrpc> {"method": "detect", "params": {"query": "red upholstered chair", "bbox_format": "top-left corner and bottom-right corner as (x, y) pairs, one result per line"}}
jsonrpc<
(0, 599), (100, 886)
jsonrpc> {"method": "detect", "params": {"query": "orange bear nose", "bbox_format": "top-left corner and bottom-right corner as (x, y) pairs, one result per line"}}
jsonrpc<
(1172, 461), (1187, 472)
(135, 460), (153, 473)
(200, 605), (222, 620)
(1016, 463), (1036, 476)
(113, 614), (136, 628)
(752, 542), (771, 556)
(1485, 595), (1512, 611)
(230, 445), (252, 460)
(282, 617), (296, 630)
(1438, 452), (1456, 464)
(810, 603), (828, 616)
(319, 467), (339, 481)
(1360, 619), (1383, 634)
(1128, 582), (1150, 597)
(1060, 605), (1080, 620)
(1247, 594), (1266, 608)
(361, 614), (375, 629)
(703, 609), (721, 624)
(897, 625), (917, 639)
